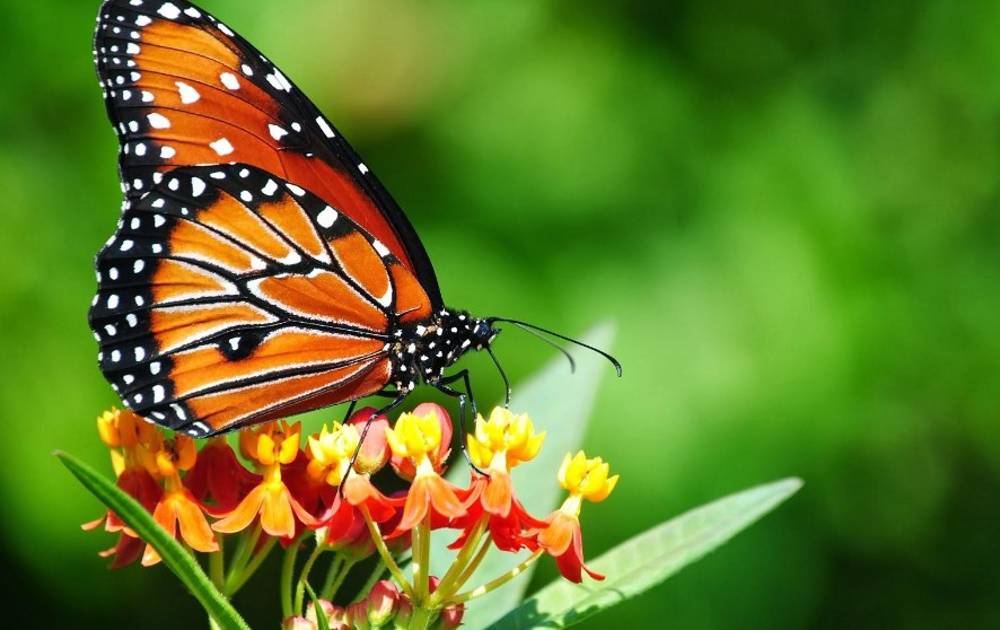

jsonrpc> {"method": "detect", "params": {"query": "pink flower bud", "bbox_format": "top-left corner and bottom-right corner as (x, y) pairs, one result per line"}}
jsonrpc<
(392, 595), (413, 629)
(348, 408), (391, 474)
(282, 616), (315, 630)
(346, 600), (370, 630)
(436, 603), (466, 630)
(365, 579), (399, 626)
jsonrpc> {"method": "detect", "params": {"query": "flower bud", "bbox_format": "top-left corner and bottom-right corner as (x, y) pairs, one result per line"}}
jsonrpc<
(346, 601), (370, 630)
(391, 595), (413, 629)
(282, 616), (315, 630)
(434, 603), (466, 630)
(348, 408), (391, 474)
(365, 580), (399, 627)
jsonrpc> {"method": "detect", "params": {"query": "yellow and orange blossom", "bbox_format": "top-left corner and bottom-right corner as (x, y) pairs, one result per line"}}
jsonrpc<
(307, 422), (360, 487)
(538, 451), (619, 583)
(467, 407), (545, 517)
(385, 403), (465, 532)
(141, 433), (218, 566)
(213, 421), (317, 538)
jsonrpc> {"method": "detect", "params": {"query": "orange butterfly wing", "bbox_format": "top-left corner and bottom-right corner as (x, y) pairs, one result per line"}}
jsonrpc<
(89, 163), (430, 435)
(93, 0), (441, 305)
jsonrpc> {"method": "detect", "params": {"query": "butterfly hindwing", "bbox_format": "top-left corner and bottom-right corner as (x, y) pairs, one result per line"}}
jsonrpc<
(89, 163), (431, 435)
(93, 0), (442, 307)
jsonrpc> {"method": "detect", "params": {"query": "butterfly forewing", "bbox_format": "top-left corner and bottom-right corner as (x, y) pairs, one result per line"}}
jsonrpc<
(89, 163), (431, 436)
(93, 0), (441, 306)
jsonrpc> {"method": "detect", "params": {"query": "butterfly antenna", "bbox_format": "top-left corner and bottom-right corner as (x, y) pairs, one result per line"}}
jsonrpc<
(486, 345), (512, 407)
(488, 318), (622, 376)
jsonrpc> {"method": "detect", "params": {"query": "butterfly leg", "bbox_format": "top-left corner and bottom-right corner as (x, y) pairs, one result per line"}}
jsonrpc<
(436, 370), (486, 476)
(341, 399), (359, 424)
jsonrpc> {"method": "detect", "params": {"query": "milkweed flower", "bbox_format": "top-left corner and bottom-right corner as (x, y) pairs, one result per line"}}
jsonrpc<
(212, 421), (317, 539)
(82, 408), (162, 567)
(385, 403), (466, 534)
(451, 407), (547, 551)
(141, 433), (219, 566)
(307, 410), (398, 553)
(537, 451), (618, 583)
(184, 437), (261, 514)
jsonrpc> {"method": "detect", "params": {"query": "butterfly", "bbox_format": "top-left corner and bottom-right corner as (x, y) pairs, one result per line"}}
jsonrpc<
(89, 0), (619, 439)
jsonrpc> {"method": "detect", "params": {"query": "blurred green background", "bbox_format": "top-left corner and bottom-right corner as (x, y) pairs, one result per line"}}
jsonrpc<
(2, 0), (999, 627)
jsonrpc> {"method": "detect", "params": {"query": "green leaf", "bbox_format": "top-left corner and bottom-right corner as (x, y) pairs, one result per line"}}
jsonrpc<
(489, 477), (803, 629)
(55, 451), (250, 630)
(303, 580), (331, 630)
(430, 322), (617, 629)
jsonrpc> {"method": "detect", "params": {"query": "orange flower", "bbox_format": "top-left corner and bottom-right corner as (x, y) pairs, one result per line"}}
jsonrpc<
(452, 408), (547, 551)
(184, 437), (261, 514)
(82, 408), (162, 568)
(212, 421), (317, 539)
(307, 411), (399, 553)
(385, 403), (466, 534)
(141, 433), (218, 566)
(537, 451), (619, 583)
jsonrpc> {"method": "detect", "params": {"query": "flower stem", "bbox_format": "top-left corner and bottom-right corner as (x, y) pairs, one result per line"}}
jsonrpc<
(413, 511), (431, 603)
(319, 555), (345, 600)
(227, 536), (277, 595)
(429, 517), (488, 606)
(223, 523), (261, 593)
(324, 557), (357, 601)
(361, 506), (413, 597)
(407, 605), (436, 630)
(280, 534), (305, 619)
(455, 535), (493, 589)
(351, 558), (384, 602)
(294, 542), (325, 615)
(209, 537), (225, 593)
(453, 550), (543, 604)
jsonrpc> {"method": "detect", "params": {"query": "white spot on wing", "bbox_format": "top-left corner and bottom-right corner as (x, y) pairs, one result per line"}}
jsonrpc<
(147, 112), (170, 129)
(219, 72), (240, 90)
(176, 81), (200, 104)
(157, 2), (181, 19)
(210, 138), (234, 156)
(191, 177), (206, 197)
(316, 206), (338, 228)
(316, 116), (335, 138)
(268, 124), (288, 141)
(372, 240), (390, 257)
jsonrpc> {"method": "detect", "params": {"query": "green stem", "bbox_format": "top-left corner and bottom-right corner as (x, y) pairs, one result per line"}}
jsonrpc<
(280, 535), (305, 619)
(325, 557), (356, 602)
(455, 536), (493, 590)
(361, 506), (412, 597)
(453, 550), (543, 604)
(223, 523), (261, 593)
(413, 511), (431, 603)
(429, 517), (488, 606)
(319, 555), (345, 600)
(352, 558), (385, 602)
(294, 543), (325, 615)
(227, 537), (277, 596)
(209, 537), (225, 593)
(407, 605), (436, 630)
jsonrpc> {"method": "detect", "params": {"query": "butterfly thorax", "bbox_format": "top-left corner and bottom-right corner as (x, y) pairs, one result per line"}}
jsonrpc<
(390, 309), (497, 392)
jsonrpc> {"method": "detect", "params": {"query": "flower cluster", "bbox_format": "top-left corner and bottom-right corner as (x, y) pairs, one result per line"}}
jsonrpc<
(84, 403), (618, 628)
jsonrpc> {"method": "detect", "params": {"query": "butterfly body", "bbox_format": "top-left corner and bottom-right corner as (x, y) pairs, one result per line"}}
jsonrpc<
(89, 0), (615, 438)
(390, 310), (499, 394)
